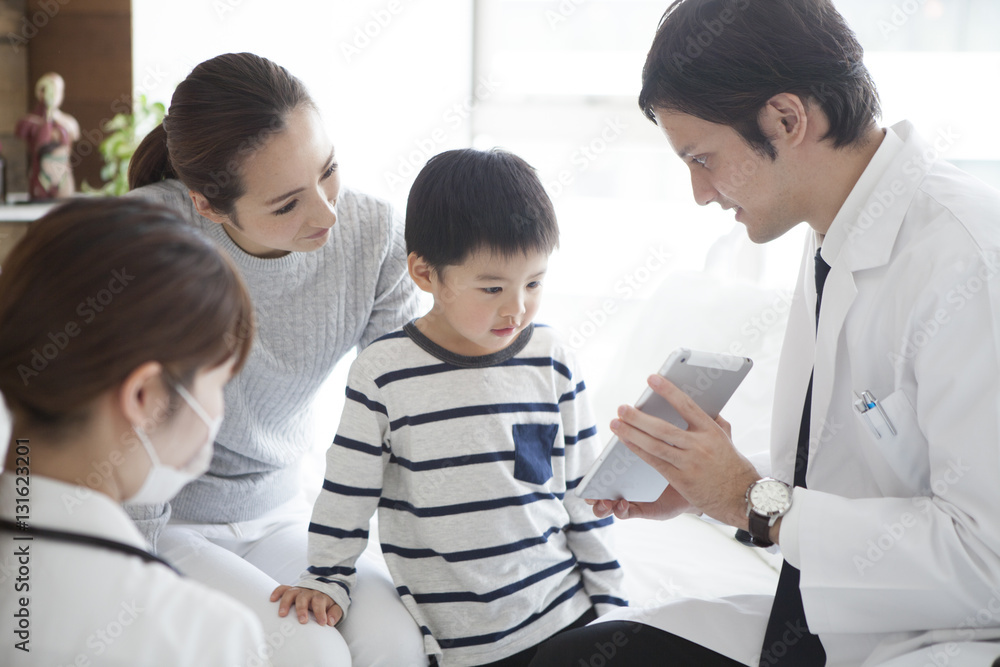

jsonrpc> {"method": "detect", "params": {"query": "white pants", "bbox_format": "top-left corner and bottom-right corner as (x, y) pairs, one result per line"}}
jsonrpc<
(159, 494), (427, 667)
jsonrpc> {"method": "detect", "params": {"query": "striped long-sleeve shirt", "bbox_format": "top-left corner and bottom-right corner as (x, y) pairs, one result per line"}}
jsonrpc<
(298, 321), (626, 666)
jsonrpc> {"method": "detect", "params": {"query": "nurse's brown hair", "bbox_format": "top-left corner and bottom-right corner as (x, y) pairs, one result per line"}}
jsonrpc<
(128, 52), (314, 225)
(0, 198), (255, 435)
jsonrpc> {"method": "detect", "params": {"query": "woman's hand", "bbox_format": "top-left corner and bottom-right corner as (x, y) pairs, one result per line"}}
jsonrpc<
(608, 374), (760, 529)
(270, 585), (343, 626)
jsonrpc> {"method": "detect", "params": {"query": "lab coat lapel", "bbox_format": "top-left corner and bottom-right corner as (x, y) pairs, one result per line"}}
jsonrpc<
(810, 267), (856, 457)
(770, 234), (816, 483)
(806, 122), (931, 481)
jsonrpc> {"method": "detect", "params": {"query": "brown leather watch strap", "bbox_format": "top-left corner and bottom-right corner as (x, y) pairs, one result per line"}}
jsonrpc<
(747, 510), (774, 547)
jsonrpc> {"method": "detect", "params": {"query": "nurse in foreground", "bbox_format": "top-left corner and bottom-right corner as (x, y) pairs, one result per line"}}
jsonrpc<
(0, 199), (269, 666)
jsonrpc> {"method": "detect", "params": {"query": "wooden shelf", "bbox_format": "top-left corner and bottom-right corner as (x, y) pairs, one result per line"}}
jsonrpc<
(0, 201), (58, 222)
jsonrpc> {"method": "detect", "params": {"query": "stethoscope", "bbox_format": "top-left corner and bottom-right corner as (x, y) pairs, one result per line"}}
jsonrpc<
(0, 518), (181, 575)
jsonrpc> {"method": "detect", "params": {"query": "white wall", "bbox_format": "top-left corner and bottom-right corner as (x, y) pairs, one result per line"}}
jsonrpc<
(132, 0), (475, 210)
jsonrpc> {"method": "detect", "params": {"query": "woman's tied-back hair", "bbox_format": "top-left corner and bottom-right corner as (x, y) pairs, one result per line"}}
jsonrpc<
(129, 52), (315, 224)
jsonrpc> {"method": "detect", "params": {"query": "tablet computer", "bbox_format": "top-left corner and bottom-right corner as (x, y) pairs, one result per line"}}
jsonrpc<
(575, 348), (752, 502)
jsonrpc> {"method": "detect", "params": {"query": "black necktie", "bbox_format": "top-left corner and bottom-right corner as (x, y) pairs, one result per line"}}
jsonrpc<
(759, 248), (830, 666)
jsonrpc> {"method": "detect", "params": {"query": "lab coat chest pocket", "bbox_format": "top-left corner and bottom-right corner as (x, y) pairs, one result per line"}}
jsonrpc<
(853, 388), (929, 495)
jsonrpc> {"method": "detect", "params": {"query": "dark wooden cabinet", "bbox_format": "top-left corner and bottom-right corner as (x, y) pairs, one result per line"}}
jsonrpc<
(0, 0), (132, 195)
(25, 0), (132, 191)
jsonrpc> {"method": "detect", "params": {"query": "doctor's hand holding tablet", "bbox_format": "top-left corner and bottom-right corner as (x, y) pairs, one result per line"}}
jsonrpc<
(578, 348), (765, 533)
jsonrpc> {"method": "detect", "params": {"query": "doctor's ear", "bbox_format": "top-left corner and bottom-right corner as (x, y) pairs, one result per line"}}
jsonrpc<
(761, 93), (809, 149)
(189, 190), (232, 227)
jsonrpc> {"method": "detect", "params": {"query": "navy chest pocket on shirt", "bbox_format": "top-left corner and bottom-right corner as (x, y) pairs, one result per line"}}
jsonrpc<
(512, 423), (559, 485)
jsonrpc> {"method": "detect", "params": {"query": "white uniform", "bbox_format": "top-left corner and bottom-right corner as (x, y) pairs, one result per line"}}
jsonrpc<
(597, 121), (1000, 666)
(0, 472), (270, 666)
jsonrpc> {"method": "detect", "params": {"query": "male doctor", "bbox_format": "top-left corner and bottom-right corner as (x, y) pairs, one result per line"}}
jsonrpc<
(531, 1), (1000, 666)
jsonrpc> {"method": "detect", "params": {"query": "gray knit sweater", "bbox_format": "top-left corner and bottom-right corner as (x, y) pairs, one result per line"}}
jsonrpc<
(125, 179), (420, 549)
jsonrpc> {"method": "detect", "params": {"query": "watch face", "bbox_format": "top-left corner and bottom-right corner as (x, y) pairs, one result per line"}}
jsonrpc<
(750, 480), (790, 516)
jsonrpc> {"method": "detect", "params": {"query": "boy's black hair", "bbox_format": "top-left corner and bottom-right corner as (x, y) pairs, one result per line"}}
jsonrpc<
(405, 148), (559, 271)
(638, 0), (881, 159)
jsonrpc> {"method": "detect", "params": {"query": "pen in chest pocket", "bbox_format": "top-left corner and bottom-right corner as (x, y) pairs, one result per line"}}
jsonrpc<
(854, 390), (897, 439)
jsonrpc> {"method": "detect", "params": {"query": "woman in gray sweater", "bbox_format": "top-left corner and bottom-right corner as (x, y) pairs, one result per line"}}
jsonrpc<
(127, 52), (423, 666)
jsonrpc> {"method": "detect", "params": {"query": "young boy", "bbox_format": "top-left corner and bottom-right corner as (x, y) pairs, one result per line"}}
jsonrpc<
(274, 148), (626, 666)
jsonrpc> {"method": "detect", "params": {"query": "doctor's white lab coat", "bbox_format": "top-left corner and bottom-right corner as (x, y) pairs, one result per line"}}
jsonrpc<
(600, 121), (1000, 667)
(0, 471), (269, 666)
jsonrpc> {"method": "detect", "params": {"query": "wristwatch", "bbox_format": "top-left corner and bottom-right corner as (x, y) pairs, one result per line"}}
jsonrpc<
(745, 477), (792, 547)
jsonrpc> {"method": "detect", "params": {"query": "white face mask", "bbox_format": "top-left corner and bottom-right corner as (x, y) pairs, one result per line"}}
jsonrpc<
(126, 383), (223, 506)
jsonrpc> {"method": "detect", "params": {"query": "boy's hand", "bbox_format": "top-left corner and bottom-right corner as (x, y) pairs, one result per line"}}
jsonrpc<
(270, 585), (343, 626)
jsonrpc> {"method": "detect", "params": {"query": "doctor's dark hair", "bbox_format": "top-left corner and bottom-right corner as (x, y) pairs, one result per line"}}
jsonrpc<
(405, 148), (559, 272)
(0, 199), (255, 436)
(638, 0), (881, 159)
(128, 52), (314, 226)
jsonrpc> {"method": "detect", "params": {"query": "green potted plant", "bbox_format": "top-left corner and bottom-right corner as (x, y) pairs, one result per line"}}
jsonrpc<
(83, 94), (165, 196)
